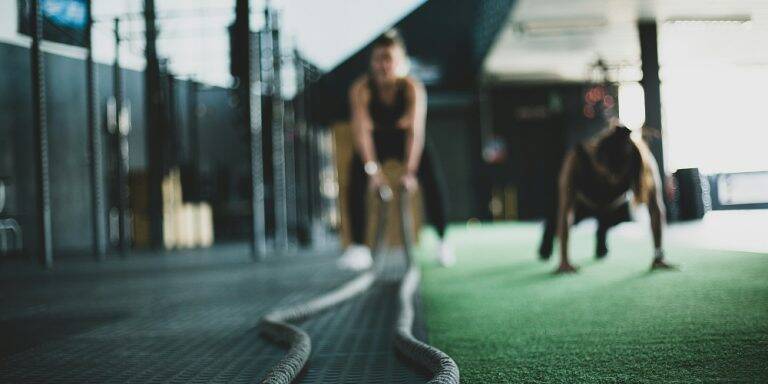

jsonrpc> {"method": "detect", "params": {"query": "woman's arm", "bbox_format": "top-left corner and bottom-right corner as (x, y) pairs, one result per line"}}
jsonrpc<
(646, 157), (665, 251)
(399, 78), (427, 175)
(633, 139), (673, 268)
(643, 152), (671, 268)
(349, 77), (386, 189)
(556, 151), (578, 273)
(349, 78), (377, 165)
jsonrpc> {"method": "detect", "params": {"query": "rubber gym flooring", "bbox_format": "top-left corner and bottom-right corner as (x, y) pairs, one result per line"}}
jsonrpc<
(0, 244), (427, 383)
(418, 221), (768, 383)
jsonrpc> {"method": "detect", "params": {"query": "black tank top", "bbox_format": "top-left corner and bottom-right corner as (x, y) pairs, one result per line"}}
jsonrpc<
(367, 77), (408, 159)
(573, 144), (633, 207)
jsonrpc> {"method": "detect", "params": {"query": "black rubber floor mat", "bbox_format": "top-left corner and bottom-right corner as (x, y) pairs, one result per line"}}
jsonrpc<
(0, 245), (429, 383)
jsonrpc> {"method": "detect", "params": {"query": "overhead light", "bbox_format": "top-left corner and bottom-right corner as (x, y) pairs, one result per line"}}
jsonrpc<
(513, 18), (608, 35)
(665, 15), (751, 25)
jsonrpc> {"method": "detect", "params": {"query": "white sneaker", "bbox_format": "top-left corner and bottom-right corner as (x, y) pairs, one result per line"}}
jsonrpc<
(436, 242), (456, 267)
(337, 244), (373, 271)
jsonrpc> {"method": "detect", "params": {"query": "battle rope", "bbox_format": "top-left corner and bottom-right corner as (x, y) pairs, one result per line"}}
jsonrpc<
(258, 186), (392, 384)
(394, 186), (460, 384)
(258, 185), (459, 383)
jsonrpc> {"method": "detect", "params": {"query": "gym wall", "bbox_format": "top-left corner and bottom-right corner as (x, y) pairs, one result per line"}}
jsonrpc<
(485, 83), (614, 220)
(0, 41), (245, 257)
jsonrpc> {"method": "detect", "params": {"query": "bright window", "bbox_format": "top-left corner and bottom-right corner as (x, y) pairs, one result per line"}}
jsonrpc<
(662, 66), (768, 173)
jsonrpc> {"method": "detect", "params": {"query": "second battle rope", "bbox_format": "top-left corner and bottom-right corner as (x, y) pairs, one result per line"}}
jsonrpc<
(258, 185), (459, 383)
(394, 186), (460, 384)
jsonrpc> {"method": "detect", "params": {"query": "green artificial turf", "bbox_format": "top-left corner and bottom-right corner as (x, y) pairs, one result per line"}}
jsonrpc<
(417, 223), (768, 383)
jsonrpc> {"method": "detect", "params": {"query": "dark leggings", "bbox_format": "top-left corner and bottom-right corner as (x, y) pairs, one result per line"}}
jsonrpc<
(539, 199), (632, 257)
(348, 145), (447, 244)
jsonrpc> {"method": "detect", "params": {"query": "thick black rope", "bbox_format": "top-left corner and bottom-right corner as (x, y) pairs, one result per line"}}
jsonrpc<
(258, 185), (460, 384)
(259, 271), (376, 383)
(258, 186), (392, 384)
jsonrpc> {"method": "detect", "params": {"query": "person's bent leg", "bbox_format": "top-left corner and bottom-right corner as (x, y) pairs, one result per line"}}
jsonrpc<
(338, 154), (373, 270)
(349, 154), (368, 244)
(539, 203), (557, 260)
(416, 150), (454, 266)
(595, 221), (609, 258)
(595, 202), (631, 259)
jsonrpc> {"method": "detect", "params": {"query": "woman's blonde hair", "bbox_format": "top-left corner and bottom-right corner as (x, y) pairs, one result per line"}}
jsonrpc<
(371, 29), (411, 76)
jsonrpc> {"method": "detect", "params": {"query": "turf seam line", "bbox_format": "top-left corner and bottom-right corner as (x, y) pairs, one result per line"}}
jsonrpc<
(394, 265), (460, 384)
(395, 186), (460, 384)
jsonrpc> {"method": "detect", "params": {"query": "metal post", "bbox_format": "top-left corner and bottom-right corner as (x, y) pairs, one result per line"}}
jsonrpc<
(304, 74), (323, 231)
(235, 0), (267, 259)
(313, 129), (327, 242)
(86, 0), (107, 259)
(30, 0), (53, 268)
(145, 0), (164, 248)
(284, 85), (298, 248)
(165, 71), (182, 170)
(304, 65), (319, 229)
(638, 21), (666, 180)
(250, 53), (268, 259)
(188, 80), (201, 178)
(114, 18), (130, 257)
(306, 125), (316, 221)
(267, 7), (289, 250)
(293, 53), (310, 245)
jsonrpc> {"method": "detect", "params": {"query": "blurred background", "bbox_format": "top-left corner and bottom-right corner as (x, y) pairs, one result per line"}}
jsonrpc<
(1, 0), (766, 264)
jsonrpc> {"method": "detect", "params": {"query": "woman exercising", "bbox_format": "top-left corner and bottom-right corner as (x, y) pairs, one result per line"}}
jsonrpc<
(337, 30), (455, 270)
(545, 124), (674, 273)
